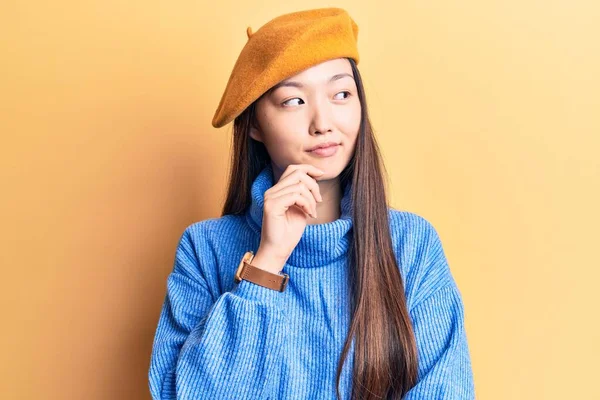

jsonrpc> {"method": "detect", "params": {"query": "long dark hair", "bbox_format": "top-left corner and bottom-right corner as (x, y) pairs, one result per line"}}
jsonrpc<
(220, 58), (418, 399)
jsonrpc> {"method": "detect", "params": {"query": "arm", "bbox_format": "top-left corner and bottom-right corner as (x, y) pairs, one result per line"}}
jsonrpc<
(403, 282), (475, 399)
(403, 219), (475, 399)
(148, 224), (288, 400)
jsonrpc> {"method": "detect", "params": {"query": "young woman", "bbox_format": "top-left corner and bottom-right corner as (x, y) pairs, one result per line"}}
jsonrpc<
(148, 7), (475, 400)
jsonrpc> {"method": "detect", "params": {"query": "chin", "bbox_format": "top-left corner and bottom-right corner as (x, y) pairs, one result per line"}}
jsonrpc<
(315, 167), (341, 181)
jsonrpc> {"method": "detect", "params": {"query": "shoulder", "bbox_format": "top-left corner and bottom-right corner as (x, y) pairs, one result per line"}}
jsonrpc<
(185, 214), (243, 234)
(387, 207), (435, 238)
(169, 214), (248, 292)
(387, 207), (455, 311)
(172, 214), (247, 272)
(387, 207), (439, 259)
(178, 214), (247, 251)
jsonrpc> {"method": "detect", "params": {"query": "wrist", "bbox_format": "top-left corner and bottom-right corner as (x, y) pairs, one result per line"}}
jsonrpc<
(251, 250), (286, 274)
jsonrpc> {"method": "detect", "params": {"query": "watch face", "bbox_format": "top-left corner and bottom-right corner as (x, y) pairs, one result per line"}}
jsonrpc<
(234, 251), (253, 283)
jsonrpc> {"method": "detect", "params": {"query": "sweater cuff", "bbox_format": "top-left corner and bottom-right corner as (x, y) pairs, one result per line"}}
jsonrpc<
(230, 279), (287, 303)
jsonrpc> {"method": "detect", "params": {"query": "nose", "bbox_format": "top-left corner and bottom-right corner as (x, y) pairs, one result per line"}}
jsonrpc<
(309, 101), (333, 135)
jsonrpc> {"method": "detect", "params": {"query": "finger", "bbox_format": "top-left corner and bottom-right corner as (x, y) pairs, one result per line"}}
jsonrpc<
(267, 191), (315, 218)
(268, 181), (318, 217)
(276, 169), (323, 203)
(274, 171), (322, 203)
(279, 164), (324, 182)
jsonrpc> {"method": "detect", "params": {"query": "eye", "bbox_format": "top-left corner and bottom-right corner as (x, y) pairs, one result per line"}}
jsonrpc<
(282, 97), (304, 107)
(334, 91), (352, 100)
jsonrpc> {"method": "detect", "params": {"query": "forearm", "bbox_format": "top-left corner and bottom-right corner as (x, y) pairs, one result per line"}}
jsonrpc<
(150, 279), (289, 399)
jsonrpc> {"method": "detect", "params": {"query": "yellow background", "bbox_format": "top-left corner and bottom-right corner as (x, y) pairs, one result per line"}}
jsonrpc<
(2, 1), (598, 399)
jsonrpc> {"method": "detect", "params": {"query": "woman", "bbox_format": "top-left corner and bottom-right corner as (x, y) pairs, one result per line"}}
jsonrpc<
(148, 7), (475, 400)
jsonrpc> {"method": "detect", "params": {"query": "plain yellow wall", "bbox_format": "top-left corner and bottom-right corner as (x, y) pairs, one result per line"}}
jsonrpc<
(2, 1), (598, 399)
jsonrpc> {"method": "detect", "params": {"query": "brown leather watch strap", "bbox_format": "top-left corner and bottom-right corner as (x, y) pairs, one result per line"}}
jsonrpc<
(241, 261), (289, 292)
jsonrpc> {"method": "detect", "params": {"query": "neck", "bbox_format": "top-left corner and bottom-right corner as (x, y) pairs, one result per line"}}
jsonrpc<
(271, 163), (342, 224)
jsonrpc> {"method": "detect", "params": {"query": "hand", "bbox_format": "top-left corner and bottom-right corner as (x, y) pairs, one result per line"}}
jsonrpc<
(254, 164), (324, 272)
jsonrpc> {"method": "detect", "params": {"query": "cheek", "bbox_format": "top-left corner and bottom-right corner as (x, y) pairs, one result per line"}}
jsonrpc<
(259, 116), (304, 155)
(261, 108), (294, 133)
(336, 104), (361, 138)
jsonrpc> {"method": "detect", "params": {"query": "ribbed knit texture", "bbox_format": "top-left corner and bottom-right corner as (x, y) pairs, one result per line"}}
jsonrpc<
(148, 164), (475, 399)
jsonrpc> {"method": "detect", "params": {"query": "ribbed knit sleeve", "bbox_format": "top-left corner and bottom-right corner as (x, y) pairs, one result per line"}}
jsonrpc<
(403, 218), (475, 399)
(148, 225), (288, 400)
(403, 282), (475, 399)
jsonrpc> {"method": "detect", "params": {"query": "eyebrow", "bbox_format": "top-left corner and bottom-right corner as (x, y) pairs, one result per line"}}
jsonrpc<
(268, 73), (354, 94)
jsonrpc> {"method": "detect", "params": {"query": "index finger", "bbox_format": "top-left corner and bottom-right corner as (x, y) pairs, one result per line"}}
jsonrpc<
(280, 164), (325, 182)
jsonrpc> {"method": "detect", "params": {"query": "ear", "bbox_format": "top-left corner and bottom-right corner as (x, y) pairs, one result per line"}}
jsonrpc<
(249, 125), (264, 143)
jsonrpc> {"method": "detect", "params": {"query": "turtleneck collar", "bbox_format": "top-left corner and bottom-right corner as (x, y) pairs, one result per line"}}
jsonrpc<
(245, 164), (353, 268)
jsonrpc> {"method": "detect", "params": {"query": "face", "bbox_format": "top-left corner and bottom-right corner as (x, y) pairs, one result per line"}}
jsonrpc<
(249, 58), (361, 181)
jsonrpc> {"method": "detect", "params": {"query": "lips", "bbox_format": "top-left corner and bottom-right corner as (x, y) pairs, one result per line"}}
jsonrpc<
(307, 142), (340, 152)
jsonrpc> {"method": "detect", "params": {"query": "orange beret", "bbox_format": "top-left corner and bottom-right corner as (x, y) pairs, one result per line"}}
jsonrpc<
(211, 7), (360, 128)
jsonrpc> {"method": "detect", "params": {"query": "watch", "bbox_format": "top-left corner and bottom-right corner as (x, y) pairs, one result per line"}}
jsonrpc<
(234, 251), (289, 292)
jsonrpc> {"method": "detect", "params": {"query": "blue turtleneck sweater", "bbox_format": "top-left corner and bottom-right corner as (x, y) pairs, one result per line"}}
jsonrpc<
(148, 164), (475, 399)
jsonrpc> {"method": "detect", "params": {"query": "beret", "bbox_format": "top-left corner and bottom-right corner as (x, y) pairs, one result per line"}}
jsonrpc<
(211, 7), (360, 128)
